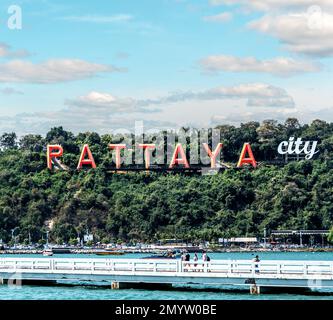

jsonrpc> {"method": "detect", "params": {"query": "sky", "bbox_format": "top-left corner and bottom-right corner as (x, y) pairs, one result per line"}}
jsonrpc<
(0, 0), (333, 135)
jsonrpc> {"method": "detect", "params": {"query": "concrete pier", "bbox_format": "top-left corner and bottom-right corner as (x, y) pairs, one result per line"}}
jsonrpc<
(0, 257), (333, 292)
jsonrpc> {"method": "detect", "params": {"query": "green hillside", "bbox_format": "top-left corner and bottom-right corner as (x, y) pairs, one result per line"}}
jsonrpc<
(0, 118), (333, 244)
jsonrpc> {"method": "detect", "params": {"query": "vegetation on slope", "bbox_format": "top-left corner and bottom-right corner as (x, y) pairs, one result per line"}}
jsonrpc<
(0, 118), (332, 244)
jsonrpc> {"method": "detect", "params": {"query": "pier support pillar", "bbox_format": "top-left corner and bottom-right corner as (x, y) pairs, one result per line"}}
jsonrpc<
(111, 281), (120, 290)
(250, 284), (260, 295)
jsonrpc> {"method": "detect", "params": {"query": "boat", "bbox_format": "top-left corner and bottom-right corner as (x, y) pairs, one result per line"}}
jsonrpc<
(42, 249), (53, 256)
(95, 250), (125, 256)
(51, 247), (71, 254)
(142, 250), (183, 259)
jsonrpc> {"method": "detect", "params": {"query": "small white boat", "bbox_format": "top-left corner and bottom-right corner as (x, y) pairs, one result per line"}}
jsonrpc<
(42, 249), (53, 256)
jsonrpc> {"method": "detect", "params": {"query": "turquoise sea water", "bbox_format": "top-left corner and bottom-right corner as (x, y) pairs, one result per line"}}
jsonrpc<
(1, 251), (333, 300)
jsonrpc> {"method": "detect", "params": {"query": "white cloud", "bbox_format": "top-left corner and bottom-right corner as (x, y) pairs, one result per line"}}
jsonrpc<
(0, 83), (295, 135)
(126, 83), (295, 108)
(249, 11), (333, 56)
(202, 12), (233, 23)
(201, 83), (295, 108)
(210, 1), (333, 56)
(94, 83), (293, 109)
(200, 55), (321, 76)
(0, 59), (124, 84)
(0, 110), (176, 136)
(209, 0), (333, 12)
(210, 106), (333, 127)
(61, 14), (133, 23)
(61, 14), (161, 36)
(0, 43), (30, 58)
(210, 108), (297, 126)
(65, 91), (161, 113)
(79, 91), (116, 104)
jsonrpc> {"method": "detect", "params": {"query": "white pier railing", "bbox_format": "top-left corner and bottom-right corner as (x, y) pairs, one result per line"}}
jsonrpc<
(1, 258), (333, 288)
(0, 258), (333, 275)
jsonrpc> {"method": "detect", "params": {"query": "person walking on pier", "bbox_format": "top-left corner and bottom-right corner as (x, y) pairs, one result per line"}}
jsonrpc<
(206, 254), (211, 272)
(201, 251), (207, 272)
(193, 253), (198, 271)
(184, 252), (190, 271)
(181, 252), (186, 262)
(253, 255), (260, 274)
(181, 252), (187, 271)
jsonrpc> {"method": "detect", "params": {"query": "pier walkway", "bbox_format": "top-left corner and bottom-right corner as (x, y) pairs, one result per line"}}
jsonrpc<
(0, 257), (332, 292)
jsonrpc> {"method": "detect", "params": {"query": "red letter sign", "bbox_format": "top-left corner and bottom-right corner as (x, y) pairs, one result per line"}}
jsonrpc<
(138, 144), (156, 170)
(47, 145), (63, 169)
(77, 144), (96, 169)
(109, 144), (126, 169)
(237, 143), (257, 168)
(203, 143), (223, 168)
(169, 143), (190, 168)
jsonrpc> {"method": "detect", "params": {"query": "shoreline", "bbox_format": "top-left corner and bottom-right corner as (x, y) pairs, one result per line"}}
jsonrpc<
(1, 247), (333, 255)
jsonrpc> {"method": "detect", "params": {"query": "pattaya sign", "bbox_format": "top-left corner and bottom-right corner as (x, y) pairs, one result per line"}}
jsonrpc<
(47, 137), (319, 171)
(47, 143), (257, 170)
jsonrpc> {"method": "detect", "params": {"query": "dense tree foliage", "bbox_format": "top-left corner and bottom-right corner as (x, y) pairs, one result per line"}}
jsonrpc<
(0, 118), (332, 244)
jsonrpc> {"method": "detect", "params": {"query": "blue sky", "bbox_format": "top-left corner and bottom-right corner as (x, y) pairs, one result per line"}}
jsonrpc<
(0, 0), (333, 135)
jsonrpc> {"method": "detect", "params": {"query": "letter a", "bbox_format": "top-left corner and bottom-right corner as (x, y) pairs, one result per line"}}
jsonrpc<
(77, 144), (96, 169)
(169, 143), (190, 168)
(237, 143), (257, 168)
(47, 145), (63, 169)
